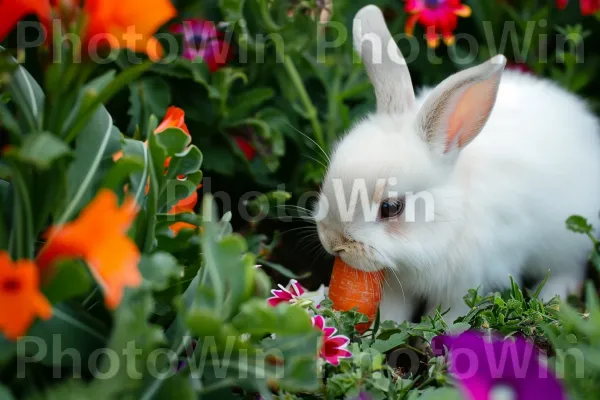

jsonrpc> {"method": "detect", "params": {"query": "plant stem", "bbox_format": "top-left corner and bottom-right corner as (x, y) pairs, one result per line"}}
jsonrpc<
(258, 0), (282, 32)
(9, 166), (34, 259)
(281, 54), (326, 151)
(139, 330), (193, 400)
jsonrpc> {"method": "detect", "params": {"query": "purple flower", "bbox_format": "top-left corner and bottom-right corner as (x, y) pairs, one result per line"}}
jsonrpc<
(312, 315), (352, 366)
(169, 18), (233, 72)
(431, 331), (566, 400)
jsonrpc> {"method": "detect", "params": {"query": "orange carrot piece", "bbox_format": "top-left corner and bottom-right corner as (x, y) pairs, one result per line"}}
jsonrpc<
(328, 257), (384, 334)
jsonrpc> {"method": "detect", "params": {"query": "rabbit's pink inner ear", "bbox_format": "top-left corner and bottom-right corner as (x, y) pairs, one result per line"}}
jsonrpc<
(445, 75), (502, 152)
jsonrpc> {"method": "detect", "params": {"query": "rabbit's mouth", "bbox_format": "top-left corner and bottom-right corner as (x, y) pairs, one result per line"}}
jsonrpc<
(332, 243), (386, 273)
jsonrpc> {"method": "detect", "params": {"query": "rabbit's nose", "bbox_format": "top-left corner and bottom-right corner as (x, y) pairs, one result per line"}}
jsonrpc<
(332, 245), (346, 255)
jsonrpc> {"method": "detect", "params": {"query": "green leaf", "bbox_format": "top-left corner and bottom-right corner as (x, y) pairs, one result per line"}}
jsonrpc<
(154, 127), (191, 155)
(18, 132), (72, 169)
(201, 146), (236, 176)
(566, 215), (593, 234)
(62, 70), (116, 132)
(64, 61), (152, 142)
(0, 384), (15, 400)
(228, 87), (275, 120)
(0, 335), (16, 363)
(0, 46), (44, 133)
(23, 380), (91, 400)
(42, 260), (92, 304)
(21, 304), (107, 367)
(88, 289), (166, 399)
(156, 212), (201, 233)
(446, 321), (471, 335)
(258, 332), (321, 392)
(0, 102), (21, 139)
(127, 76), (171, 135)
(121, 138), (150, 204)
(186, 307), (227, 337)
(158, 179), (197, 212)
(138, 252), (183, 291)
(0, 180), (8, 249)
(409, 387), (463, 400)
(200, 198), (255, 319)
(592, 248), (600, 272)
(371, 332), (409, 353)
(211, 68), (248, 110)
(7, 165), (34, 259)
(59, 108), (121, 225)
(257, 259), (311, 280)
(165, 145), (203, 180)
(155, 375), (195, 400)
(231, 300), (313, 336)
(101, 155), (146, 192)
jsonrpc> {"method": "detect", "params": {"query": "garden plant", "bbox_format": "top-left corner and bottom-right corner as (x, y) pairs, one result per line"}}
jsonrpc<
(1, 0), (600, 399)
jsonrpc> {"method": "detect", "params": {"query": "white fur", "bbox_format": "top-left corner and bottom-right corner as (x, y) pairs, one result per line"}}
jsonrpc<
(315, 5), (600, 324)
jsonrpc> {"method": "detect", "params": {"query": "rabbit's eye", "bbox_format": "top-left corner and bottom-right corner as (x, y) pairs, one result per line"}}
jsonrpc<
(379, 198), (405, 220)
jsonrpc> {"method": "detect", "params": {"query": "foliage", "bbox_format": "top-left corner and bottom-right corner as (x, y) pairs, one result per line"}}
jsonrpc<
(1, 0), (600, 399)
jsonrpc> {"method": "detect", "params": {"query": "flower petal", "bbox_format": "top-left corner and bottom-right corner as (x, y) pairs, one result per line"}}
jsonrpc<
(0, 252), (53, 340)
(405, 13), (420, 36)
(453, 4), (472, 17)
(327, 335), (350, 349)
(312, 315), (325, 331)
(267, 296), (288, 307)
(0, 0), (51, 43)
(289, 279), (306, 297)
(270, 289), (294, 301)
(323, 326), (337, 338)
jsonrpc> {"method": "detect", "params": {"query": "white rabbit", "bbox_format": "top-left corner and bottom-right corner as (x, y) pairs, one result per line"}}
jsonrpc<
(313, 4), (600, 323)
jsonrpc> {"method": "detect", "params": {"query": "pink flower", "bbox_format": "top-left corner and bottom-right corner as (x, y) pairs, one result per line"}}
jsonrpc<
(169, 19), (233, 72)
(267, 279), (306, 306)
(312, 315), (352, 366)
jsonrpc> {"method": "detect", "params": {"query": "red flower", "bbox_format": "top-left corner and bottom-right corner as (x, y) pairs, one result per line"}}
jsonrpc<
(0, 0), (51, 43)
(404, 0), (471, 48)
(557, 0), (600, 15)
(169, 19), (233, 72)
(233, 136), (256, 161)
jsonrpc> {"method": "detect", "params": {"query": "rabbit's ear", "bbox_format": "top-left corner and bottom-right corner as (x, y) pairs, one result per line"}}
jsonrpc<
(417, 55), (507, 154)
(353, 5), (415, 114)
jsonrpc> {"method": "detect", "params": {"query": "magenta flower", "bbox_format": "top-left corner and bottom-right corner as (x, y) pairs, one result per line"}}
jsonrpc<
(431, 331), (566, 400)
(267, 279), (306, 307)
(312, 315), (352, 366)
(169, 18), (233, 72)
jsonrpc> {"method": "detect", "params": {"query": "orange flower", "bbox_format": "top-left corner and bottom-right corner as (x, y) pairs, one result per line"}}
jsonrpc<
(0, 251), (52, 340)
(0, 0), (51, 43)
(36, 189), (141, 309)
(156, 106), (190, 135)
(156, 106), (191, 170)
(113, 106), (190, 166)
(168, 187), (199, 234)
(82, 0), (176, 61)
